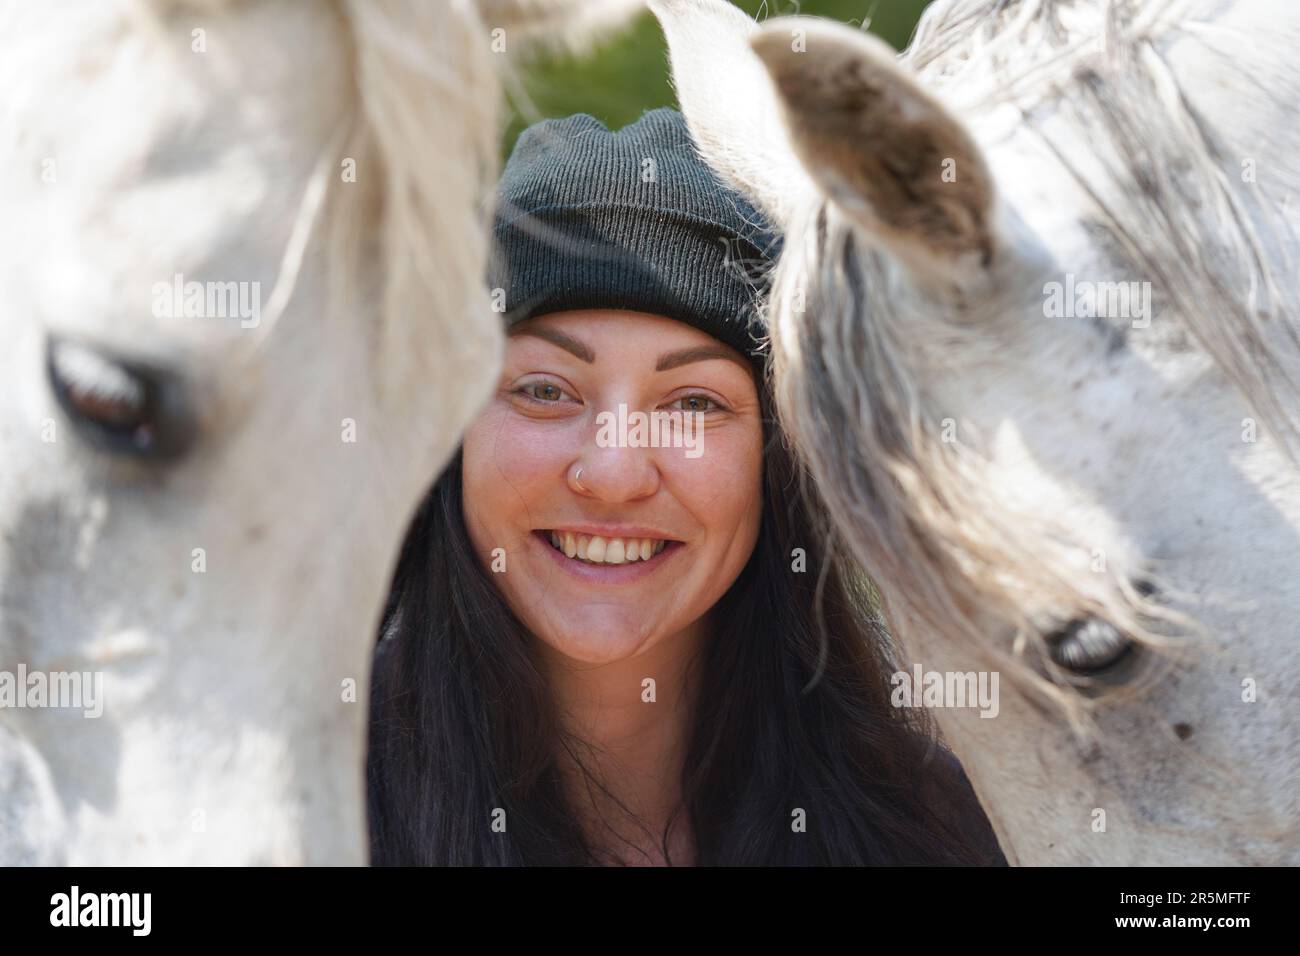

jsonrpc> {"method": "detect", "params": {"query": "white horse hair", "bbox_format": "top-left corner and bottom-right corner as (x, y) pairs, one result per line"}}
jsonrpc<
(651, 0), (1300, 863)
(0, 0), (637, 864)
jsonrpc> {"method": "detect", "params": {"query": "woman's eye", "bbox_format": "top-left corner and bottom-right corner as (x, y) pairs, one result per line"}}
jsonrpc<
(669, 394), (724, 413)
(514, 380), (573, 404)
(46, 336), (194, 460)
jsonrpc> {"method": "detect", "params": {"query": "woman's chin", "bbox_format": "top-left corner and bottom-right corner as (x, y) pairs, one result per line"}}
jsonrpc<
(531, 610), (660, 665)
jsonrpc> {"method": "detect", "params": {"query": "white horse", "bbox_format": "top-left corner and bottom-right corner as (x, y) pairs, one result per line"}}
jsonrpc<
(651, 0), (1300, 864)
(0, 0), (637, 865)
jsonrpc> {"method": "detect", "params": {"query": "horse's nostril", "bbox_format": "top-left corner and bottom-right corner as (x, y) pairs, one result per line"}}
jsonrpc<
(1044, 616), (1134, 673)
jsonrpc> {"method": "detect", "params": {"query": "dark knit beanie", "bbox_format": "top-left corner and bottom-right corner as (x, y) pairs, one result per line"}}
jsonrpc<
(487, 108), (779, 361)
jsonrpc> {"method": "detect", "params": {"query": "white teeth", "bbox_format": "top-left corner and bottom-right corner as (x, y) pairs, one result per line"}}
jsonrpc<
(546, 532), (673, 565)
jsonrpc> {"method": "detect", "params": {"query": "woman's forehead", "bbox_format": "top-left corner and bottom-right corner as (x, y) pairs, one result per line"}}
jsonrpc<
(512, 310), (750, 362)
(514, 309), (725, 344)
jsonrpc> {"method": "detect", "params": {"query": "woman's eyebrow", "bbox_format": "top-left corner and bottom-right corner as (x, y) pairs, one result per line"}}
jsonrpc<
(508, 327), (748, 374)
(655, 345), (750, 374)
(509, 327), (594, 363)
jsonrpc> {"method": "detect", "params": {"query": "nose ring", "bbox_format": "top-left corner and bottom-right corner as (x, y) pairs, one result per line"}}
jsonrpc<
(573, 466), (588, 493)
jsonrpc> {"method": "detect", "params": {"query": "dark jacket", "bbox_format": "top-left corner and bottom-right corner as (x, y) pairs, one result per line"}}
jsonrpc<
(931, 744), (1008, 866)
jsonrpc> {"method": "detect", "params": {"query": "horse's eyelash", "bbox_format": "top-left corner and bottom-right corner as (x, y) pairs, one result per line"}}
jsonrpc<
(50, 345), (146, 406)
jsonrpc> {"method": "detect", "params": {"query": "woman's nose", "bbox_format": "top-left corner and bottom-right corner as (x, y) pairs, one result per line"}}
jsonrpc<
(569, 444), (662, 503)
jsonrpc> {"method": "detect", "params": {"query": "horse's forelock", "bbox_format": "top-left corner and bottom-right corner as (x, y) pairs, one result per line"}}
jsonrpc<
(107, 0), (504, 415)
(908, 0), (1300, 457)
(332, 0), (502, 416)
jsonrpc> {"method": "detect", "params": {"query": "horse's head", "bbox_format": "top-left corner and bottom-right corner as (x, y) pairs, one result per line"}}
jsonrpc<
(0, 0), (635, 864)
(652, 0), (1300, 863)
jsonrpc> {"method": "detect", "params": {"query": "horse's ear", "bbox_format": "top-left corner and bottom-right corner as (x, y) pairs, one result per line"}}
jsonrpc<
(750, 17), (996, 274)
(649, 0), (818, 229)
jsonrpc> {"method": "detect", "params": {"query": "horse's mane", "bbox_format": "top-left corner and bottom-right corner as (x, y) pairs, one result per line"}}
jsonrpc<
(338, 0), (500, 419)
(770, 0), (1300, 735)
(110, 0), (502, 418)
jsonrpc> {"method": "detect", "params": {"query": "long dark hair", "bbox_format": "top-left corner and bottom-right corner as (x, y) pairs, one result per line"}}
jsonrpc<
(366, 363), (1003, 865)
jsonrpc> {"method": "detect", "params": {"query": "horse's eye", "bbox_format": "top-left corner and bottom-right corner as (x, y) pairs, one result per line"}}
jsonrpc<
(46, 337), (194, 460)
(1044, 617), (1135, 673)
(1045, 580), (1159, 676)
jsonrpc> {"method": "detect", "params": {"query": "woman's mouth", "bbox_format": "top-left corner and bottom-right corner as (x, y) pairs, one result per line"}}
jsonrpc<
(542, 530), (670, 564)
(531, 529), (683, 579)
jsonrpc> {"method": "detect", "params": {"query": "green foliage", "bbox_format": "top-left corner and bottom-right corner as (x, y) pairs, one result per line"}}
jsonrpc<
(503, 0), (933, 155)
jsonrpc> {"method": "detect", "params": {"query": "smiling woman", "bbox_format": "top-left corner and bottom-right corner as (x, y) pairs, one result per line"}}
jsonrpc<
(365, 108), (1005, 866)
(465, 308), (764, 688)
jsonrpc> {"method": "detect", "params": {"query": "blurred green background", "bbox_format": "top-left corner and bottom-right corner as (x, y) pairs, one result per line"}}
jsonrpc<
(504, 0), (933, 154)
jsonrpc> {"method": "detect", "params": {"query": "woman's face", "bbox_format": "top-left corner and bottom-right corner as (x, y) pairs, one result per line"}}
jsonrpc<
(462, 309), (765, 665)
